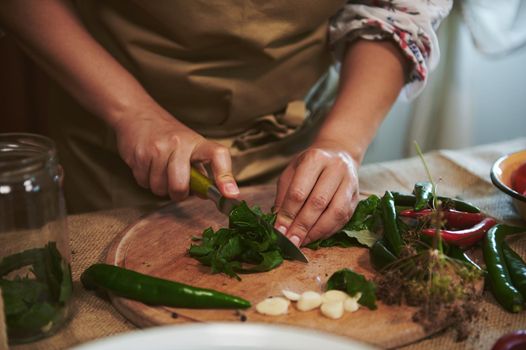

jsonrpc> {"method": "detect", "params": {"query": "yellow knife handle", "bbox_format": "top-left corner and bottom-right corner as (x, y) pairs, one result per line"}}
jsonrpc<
(190, 167), (214, 198)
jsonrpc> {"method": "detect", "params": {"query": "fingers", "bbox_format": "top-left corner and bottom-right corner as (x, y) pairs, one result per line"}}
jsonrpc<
(192, 142), (239, 198)
(274, 152), (326, 243)
(273, 146), (360, 247)
(130, 148), (151, 190)
(148, 142), (171, 197)
(284, 167), (344, 246)
(302, 182), (358, 246)
(167, 149), (191, 201)
(116, 115), (236, 201)
(273, 164), (294, 213)
(148, 156), (168, 196)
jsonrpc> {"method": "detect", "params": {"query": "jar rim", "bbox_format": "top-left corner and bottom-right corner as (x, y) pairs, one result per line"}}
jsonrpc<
(0, 133), (57, 179)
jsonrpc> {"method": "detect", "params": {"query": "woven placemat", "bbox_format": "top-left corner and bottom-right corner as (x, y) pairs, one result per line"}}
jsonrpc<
(8, 138), (526, 350)
(0, 287), (7, 350)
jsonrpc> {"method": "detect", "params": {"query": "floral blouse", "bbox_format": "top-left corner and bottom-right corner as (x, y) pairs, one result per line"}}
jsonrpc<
(330, 0), (453, 98)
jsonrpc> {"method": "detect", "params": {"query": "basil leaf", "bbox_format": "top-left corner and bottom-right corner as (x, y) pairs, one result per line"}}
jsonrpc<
(0, 279), (48, 316)
(238, 251), (284, 274)
(327, 268), (377, 310)
(341, 229), (381, 248)
(306, 195), (381, 250)
(0, 242), (72, 336)
(343, 195), (381, 231)
(189, 201), (284, 279)
(305, 232), (361, 250)
(6, 302), (59, 332)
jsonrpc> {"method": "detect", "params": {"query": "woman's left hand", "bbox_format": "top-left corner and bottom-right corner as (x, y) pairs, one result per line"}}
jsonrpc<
(273, 140), (360, 247)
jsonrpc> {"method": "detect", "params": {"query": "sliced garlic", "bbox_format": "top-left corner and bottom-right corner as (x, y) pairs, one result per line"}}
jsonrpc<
(256, 297), (290, 316)
(297, 291), (322, 311)
(343, 297), (360, 312)
(321, 290), (348, 304)
(351, 292), (362, 300)
(282, 289), (301, 301)
(321, 301), (344, 319)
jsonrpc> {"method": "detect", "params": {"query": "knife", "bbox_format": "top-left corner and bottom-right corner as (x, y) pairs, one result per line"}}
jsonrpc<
(189, 167), (308, 263)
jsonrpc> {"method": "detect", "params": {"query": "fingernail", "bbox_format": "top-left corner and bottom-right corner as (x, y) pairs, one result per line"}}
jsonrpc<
(224, 182), (239, 195)
(289, 235), (301, 247)
(276, 225), (287, 234)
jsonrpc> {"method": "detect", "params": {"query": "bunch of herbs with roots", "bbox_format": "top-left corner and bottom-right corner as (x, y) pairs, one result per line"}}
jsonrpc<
(375, 142), (483, 341)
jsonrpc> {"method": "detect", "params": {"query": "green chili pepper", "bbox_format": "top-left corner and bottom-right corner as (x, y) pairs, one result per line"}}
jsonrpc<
(483, 224), (525, 313)
(446, 245), (484, 273)
(502, 242), (526, 299)
(370, 239), (397, 270)
(392, 192), (480, 213)
(413, 182), (433, 211)
(81, 264), (251, 309)
(381, 191), (403, 256)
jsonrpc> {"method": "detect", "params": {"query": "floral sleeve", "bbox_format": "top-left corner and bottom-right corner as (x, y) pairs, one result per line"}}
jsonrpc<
(329, 0), (452, 98)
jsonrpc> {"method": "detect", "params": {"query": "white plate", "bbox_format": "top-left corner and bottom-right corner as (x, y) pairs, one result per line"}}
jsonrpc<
(72, 323), (377, 350)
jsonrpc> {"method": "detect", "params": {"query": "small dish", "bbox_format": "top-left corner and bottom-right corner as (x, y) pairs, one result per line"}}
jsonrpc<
(490, 150), (526, 221)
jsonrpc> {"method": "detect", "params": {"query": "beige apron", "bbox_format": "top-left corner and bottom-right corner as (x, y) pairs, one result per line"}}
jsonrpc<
(47, 0), (344, 213)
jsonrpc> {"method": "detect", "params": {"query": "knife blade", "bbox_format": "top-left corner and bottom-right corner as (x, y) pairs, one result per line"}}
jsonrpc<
(190, 167), (308, 263)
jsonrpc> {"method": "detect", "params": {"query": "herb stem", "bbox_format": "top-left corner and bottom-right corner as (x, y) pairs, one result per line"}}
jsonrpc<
(414, 141), (443, 253)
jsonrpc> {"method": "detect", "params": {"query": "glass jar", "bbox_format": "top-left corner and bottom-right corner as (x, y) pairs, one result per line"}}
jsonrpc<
(0, 133), (72, 344)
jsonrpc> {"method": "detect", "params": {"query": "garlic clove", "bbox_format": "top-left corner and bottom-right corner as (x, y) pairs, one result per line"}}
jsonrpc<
(256, 297), (290, 316)
(321, 301), (344, 319)
(343, 297), (360, 312)
(281, 289), (301, 301)
(297, 291), (322, 311)
(321, 290), (348, 304)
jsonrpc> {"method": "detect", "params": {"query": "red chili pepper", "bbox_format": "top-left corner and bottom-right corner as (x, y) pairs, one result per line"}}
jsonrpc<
(420, 217), (497, 247)
(399, 208), (486, 229)
(492, 330), (526, 350)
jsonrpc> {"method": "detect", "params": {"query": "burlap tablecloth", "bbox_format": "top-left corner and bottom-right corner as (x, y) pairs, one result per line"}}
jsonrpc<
(9, 138), (526, 350)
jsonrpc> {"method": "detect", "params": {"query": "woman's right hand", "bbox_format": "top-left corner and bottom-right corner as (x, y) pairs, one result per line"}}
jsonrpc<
(113, 106), (239, 201)
(0, 1), (239, 203)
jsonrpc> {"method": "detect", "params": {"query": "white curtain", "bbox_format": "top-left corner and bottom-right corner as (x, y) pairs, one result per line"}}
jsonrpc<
(405, 0), (526, 156)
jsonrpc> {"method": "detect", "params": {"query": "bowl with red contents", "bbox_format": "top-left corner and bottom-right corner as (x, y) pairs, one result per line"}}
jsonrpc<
(491, 149), (526, 221)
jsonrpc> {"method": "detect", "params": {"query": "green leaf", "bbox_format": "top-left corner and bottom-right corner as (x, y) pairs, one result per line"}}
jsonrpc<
(327, 268), (377, 310)
(0, 247), (44, 277)
(305, 232), (361, 250)
(238, 250), (284, 274)
(306, 195), (381, 250)
(341, 229), (381, 248)
(188, 201), (284, 279)
(6, 302), (59, 332)
(0, 278), (48, 316)
(59, 261), (73, 303)
(343, 195), (381, 231)
(0, 242), (72, 338)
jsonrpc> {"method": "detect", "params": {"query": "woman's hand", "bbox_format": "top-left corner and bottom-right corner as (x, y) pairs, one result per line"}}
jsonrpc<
(273, 140), (360, 247)
(0, 1), (241, 203)
(114, 106), (239, 201)
(272, 39), (409, 247)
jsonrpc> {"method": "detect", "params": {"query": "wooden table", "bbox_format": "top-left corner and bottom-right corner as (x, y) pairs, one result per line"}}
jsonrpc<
(10, 138), (526, 350)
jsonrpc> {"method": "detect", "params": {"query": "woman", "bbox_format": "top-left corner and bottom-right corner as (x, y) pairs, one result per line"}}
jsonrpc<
(0, 0), (451, 247)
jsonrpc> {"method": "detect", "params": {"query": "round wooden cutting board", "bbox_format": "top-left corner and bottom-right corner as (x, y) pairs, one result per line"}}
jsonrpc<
(106, 185), (433, 348)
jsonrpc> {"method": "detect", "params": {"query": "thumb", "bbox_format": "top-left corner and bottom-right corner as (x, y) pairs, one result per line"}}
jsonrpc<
(192, 141), (239, 198)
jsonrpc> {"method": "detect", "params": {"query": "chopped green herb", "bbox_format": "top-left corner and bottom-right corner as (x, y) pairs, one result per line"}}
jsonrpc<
(0, 242), (71, 341)
(188, 201), (283, 280)
(327, 268), (377, 310)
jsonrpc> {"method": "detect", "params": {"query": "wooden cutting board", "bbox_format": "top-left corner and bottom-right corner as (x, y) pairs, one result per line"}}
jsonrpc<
(106, 185), (433, 348)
